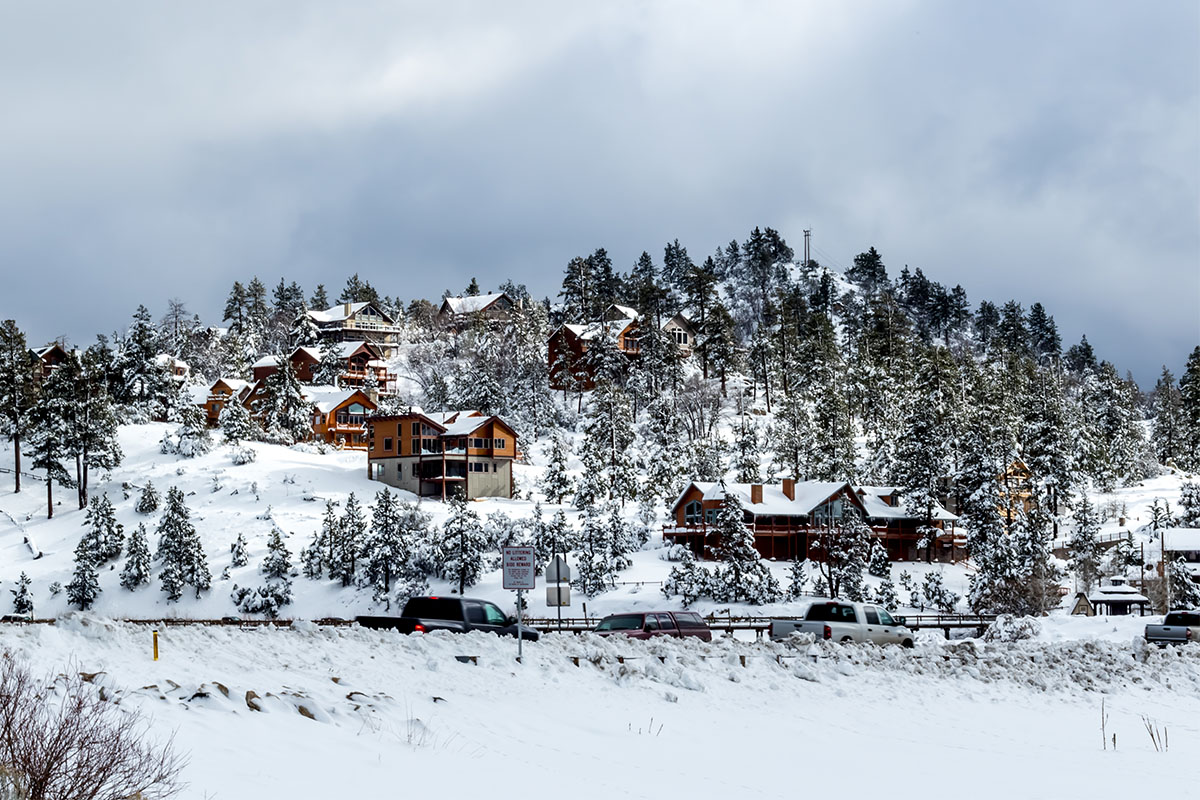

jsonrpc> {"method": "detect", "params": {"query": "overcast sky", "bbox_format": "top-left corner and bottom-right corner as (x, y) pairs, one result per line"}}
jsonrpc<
(0, 1), (1195, 384)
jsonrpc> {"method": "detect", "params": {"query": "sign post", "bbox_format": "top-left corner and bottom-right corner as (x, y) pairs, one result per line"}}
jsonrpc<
(502, 546), (536, 662)
(546, 554), (571, 631)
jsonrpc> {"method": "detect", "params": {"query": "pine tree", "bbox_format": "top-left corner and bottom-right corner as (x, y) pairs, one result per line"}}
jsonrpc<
(10, 572), (33, 615)
(639, 395), (687, 503)
(434, 496), (486, 594)
(538, 432), (573, 504)
(811, 519), (872, 601)
(1169, 557), (1200, 609)
(333, 493), (367, 587)
(0, 320), (37, 494)
(661, 546), (711, 607)
(26, 362), (76, 519)
(785, 557), (808, 600)
(120, 523), (152, 590)
(290, 301), (321, 348)
(1177, 346), (1200, 471)
(575, 381), (637, 507)
(219, 398), (258, 444)
(1152, 366), (1185, 467)
(71, 344), (123, 506)
(262, 530), (292, 581)
(160, 401), (211, 458)
(874, 578), (900, 611)
(157, 486), (211, 602)
(81, 492), (124, 563)
(1180, 482), (1200, 527)
(257, 358), (313, 444)
(892, 349), (953, 561)
(135, 481), (160, 514)
(867, 539), (891, 579)
(230, 532), (249, 568)
(300, 529), (325, 579)
(711, 487), (781, 604)
(921, 571), (960, 612)
(66, 535), (102, 611)
(312, 338), (345, 386)
(1069, 496), (1101, 593)
(361, 488), (412, 606)
(574, 504), (624, 596)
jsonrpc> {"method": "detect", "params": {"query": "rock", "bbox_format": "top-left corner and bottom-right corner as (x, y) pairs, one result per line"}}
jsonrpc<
(245, 690), (263, 711)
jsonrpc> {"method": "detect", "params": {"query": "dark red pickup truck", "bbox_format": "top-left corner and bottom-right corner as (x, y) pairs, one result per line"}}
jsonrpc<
(593, 611), (713, 642)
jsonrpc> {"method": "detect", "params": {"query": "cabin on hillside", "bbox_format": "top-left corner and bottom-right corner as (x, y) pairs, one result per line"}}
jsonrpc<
(201, 378), (252, 427)
(666, 479), (958, 562)
(32, 343), (73, 379)
(437, 292), (515, 330)
(251, 341), (392, 394)
(366, 410), (518, 500)
(307, 301), (402, 357)
(306, 387), (377, 449)
(549, 304), (696, 391)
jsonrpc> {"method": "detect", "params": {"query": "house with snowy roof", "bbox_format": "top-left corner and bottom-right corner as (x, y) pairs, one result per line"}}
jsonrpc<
(201, 378), (252, 427)
(307, 301), (401, 356)
(365, 409), (518, 501)
(666, 479), (958, 562)
(235, 380), (378, 449)
(31, 343), (74, 379)
(250, 341), (392, 394)
(548, 304), (696, 391)
(436, 292), (515, 330)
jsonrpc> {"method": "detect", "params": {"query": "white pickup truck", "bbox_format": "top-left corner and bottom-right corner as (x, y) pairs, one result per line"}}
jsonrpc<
(770, 601), (915, 648)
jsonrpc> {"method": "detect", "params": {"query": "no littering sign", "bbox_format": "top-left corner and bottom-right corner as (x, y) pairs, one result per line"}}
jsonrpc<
(502, 546), (536, 590)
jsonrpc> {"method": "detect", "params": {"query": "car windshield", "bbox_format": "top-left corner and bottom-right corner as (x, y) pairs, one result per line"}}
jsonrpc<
(596, 615), (644, 631)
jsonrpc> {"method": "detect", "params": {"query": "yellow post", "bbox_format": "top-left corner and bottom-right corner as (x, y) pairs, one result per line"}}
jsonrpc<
(153, 630), (159, 661)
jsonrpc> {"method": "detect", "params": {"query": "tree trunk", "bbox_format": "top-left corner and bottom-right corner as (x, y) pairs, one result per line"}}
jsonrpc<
(12, 431), (19, 493)
(76, 454), (85, 509)
(46, 477), (53, 520)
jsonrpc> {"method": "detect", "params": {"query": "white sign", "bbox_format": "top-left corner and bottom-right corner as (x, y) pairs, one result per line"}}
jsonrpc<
(546, 555), (571, 584)
(502, 546), (537, 590)
(546, 584), (571, 607)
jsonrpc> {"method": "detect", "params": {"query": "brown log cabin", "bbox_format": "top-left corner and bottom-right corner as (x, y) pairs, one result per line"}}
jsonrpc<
(251, 341), (392, 393)
(436, 292), (516, 331)
(366, 410), (518, 500)
(308, 302), (402, 357)
(548, 305), (696, 391)
(666, 479), (960, 563)
(32, 343), (73, 379)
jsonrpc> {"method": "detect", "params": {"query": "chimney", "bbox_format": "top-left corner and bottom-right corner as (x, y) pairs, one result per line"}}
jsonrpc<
(750, 484), (763, 505)
(782, 478), (795, 500)
(343, 302), (353, 316)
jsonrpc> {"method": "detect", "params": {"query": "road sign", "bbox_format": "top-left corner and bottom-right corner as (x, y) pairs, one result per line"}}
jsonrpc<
(546, 584), (571, 607)
(502, 546), (537, 590)
(546, 555), (571, 584)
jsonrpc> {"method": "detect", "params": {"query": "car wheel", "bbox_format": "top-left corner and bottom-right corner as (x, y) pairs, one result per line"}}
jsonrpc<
(840, 636), (854, 644)
(902, 639), (914, 649)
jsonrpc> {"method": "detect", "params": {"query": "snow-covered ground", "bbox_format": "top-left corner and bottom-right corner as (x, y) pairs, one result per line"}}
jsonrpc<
(2, 617), (1197, 800)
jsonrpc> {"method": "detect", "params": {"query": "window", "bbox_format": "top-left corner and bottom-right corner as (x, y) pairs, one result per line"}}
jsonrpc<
(643, 616), (659, 631)
(805, 603), (857, 622)
(673, 612), (708, 630)
(863, 607), (880, 625)
(411, 463), (419, 476)
(466, 604), (487, 624)
(493, 438), (506, 449)
(410, 438), (419, 454)
(211, 403), (219, 413)
(656, 614), (677, 631)
(705, 508), (718, 524)
(483, 603), (508, 626)
(383, 437), (393, 451)
(683, 501), (702, 525)
(595, 615), (643, 632)
(411, 422), (420, 436)
(877, 609), (897, 626)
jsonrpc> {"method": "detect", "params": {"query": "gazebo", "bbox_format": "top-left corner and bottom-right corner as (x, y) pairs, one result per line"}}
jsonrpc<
(1086, 577), (1150, 616)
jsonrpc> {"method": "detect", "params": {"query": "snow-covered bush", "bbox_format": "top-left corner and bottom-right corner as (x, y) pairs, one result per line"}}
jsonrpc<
(982, 614), (1042, 643)
(135, 482), (159, 514)
(229, 445), (257, 465)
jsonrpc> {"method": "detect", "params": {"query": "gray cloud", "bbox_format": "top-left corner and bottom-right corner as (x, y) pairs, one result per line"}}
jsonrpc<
(0, 0), (1195, 382)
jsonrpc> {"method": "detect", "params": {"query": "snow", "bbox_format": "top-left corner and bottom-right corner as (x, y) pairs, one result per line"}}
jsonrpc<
(442, 293), (509, 315)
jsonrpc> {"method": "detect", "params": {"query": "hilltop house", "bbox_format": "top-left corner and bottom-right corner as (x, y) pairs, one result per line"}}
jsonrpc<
(201, 378), (252, 427)
(307, 301), (402, 357)
(366, 409), (518, 500)
(548, 304), (697, 391)
(666, 479), (958, 562)
(32, 343), (74, 379)
(251, 341), (392, 394)
(437, 292), (515, 330)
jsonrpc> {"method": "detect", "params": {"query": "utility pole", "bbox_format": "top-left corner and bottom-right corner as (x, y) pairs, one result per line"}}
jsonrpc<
(803, 229), (811, 269)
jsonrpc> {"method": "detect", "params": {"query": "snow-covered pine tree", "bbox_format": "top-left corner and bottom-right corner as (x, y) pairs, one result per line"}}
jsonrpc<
(710, 486), (781, 604)
(874, 577), (900, 611)
(539, 433), (573, 505)
(135, 481), (159, 514)
(867, 538), (891, 579)
(0, 319), (37, 495)
(576, 380), (637, 506)
(1179, 346), (1200, 472)
(661, 546), (711, 607)
(434, 496), (485, 594)
(66, 536), (101, 611)
(1169, 557), (1200, 609)
(262, 529), (292, 581)
(258, 358), (313, 444)
(26, 359), (76, 519)
(289, 302), (321, 348)
(81, 492), (124, 563)
(921, 571), (960, 613)
(638, 395), (687, 504)
(1069, 496), (1101, 593)
(1151, 367), (1184, 467)
(120, 523), (152, 590)
(157, 486), (211, 602)
(312, 338), (345, 386)
(1179, 482), (1200, 527)
(361, 488), (408, 606)
(811, 518), (872, 601)
(70, 346), (124, 507)
(785, 557), (808, 600)
(574, 504), (621, 597)
(11, 571), (33, 615)
(219, 397), (259, 444)
(892, 349), (953, 562)
(300, 529), (325, 579)
(1008, 505), (1063, 616)
(333, 493), (367, 587)
(160, 400), (212, 458)
(732, 413), (761, 484)
(230, 532), (249, 568)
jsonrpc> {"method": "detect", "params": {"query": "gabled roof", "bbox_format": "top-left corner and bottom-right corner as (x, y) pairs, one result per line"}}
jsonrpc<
(556, 316), (636, 342)
(671, 480), (865, 518)
(368, 409), (518, 440)
(302, 386), (377, 414)
(33, 343), (71, 360)
(856, 489), (957, 522)
(660, 312), (695, 333)
(602, 304), (640, 321)
(210, 378), (250, 395)
(308, 302), (396, 325)
(291, 340), (375, 363)
(252, 355), (280, 369)
(440, 292), (511, 315)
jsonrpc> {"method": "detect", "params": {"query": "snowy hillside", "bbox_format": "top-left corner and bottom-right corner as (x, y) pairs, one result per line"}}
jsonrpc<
(2, 616), (1198, 800)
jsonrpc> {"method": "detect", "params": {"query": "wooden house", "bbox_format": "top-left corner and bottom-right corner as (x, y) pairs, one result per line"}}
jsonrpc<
(437, 292), (515, 330)
(32, 343), (73, 379)
(665, 479), (958, 562)
(307, 301), (402, 357)
(855, 486), (962, 561)
(548, 305), (696, 391)
(251, 341), (391, 394)
(306, 387), (377, 449)
(366, 410), (518, 501)
(201, 378), (252, 427)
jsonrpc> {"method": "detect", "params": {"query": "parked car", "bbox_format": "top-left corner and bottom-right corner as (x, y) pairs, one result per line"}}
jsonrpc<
(1144, 610), (1200, 646)
(770, 601), (914, 647)
(593, 611), (713, 642)
(357, 596), (540, 641)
